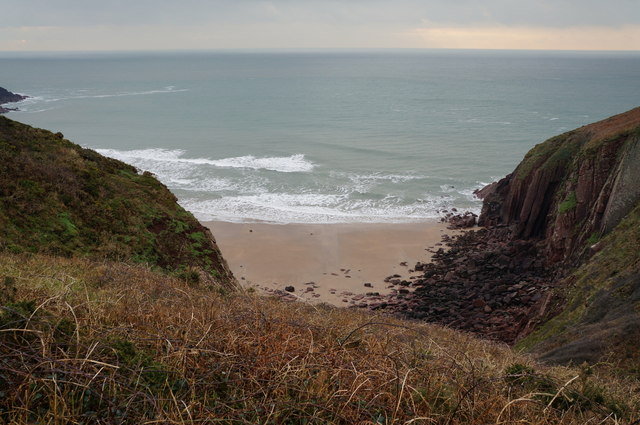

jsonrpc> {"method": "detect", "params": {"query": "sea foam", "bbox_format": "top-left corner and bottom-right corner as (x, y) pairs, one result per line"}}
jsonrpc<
(96, 148), (315, 173)
(180, 192), (450, 224)
(95, 146), (482, 223)
(14, 86), (188, 111)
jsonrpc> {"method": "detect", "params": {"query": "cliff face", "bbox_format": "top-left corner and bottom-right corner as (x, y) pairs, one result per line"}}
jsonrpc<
(478, 107), (640, 365)
(0, 116), (236, 289)
(371, 108), (640, 359)
(480, 107), (640, 263)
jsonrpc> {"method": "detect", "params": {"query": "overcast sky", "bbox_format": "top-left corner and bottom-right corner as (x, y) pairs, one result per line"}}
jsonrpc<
(1, 0), (639, 51)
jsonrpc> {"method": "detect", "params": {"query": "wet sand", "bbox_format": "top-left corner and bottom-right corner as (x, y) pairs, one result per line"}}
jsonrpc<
(203, 221), (455, 306)
(204, 221), (454, 306)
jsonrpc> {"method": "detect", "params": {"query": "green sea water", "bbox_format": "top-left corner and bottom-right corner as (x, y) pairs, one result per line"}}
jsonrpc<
(2, 50), (639, 223)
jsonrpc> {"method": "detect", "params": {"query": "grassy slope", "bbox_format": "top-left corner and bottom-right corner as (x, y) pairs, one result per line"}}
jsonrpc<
(0, 116), (234, 287)
(1, 253), (637, 424)
(515, 107), (640, 182)
(518, 201), (640, 366)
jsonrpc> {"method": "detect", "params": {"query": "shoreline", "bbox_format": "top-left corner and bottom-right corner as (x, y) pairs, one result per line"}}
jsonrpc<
(0, 87), (28, 114)
(203, 220), (456, 306)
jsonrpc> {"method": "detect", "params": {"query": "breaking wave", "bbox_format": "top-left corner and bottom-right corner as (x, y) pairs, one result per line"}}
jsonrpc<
(96, 148), (315, 173)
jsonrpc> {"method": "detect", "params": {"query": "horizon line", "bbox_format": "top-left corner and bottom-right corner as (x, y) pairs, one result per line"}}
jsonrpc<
(1, 47), (639, 55)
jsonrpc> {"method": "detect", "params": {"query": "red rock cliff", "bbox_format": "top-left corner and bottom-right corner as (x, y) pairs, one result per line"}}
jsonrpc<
(479, 107), (640, 263)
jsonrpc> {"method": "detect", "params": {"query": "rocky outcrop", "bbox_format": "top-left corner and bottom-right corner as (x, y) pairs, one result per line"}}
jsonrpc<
(476, 109), (640, 364)
(480, 107), (640, 263)
(385, 108), (640, 365)
(0, 87), (27, 114)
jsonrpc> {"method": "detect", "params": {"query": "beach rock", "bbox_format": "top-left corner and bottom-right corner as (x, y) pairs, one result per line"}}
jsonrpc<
(446, 212), (477, 229)
(364, 282), (373, 288)
(443, 271), (456, 281)
(472, 298), (486, 308)
(375, 225), (552, 344)
(473, 182), (498, 200)
(284, 286), (295, 292)
(273, 290), (296, 302)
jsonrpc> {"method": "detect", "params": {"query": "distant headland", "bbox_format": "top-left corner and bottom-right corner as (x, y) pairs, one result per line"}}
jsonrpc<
(0, 87), (28, 113)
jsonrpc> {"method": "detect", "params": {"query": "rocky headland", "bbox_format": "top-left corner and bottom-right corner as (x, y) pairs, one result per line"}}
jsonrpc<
(379, 107), (640, 366)
(0, 87), (28, 114)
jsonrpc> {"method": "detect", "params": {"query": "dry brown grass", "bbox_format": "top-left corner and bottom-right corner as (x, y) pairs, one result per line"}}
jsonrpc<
(1, 253), (637, 424)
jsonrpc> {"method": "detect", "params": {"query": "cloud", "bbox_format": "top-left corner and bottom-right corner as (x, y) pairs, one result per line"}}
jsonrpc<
(412, 24), (640, 50)
(3, 0), (640, 27)
(1, 0), (639, 50)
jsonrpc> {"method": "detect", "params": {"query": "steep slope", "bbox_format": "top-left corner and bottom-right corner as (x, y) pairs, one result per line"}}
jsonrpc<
(0, 116), (235, 288)
(519, 202), (640, 365)
(478, 107), (640, 364)
(480, 107), (640, 263)
(386, 108), (640, 366)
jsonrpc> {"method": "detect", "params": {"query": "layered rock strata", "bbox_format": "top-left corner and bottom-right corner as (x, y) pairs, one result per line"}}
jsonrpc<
(380, 108), (640, 363)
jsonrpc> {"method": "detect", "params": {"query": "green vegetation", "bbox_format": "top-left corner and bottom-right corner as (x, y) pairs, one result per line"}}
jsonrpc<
(516, 108), (640, 182)
(2, 112), (639, 423)
(515, 132), (583, 180)
(0, 253), (635, 424)
(558, 192), (578, 214)
(582, 126), (640, 155)
(518, 202), (640, 367)
(503, 363), (628, 417)
(0, 116), (234, 287)
(586, 232), (601, 245)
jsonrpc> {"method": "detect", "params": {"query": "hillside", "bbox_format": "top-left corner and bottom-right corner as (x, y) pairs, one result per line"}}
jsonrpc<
(0, 116), (235, 288)
(385, 107), (640, 367)
(520, 201), (640, 365)
(1, 113), (639, 423)
(478, 107), (640, 364)
(1, 253), (636, 423)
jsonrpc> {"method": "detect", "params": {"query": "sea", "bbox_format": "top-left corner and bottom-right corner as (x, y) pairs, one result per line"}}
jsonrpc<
(2, 49), (639, 223)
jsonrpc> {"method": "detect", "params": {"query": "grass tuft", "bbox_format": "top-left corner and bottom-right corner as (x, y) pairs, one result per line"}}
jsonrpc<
(1, 253), (636, 424)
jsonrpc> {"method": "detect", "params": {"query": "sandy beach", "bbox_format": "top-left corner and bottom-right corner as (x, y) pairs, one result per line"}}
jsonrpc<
(204, 220), (455, 306)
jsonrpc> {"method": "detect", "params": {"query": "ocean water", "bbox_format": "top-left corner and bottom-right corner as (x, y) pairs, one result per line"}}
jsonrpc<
(2, 50), (640, 223)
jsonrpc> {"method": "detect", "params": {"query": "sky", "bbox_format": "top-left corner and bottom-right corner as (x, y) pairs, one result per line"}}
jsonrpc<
(1, 0), (639, 51)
